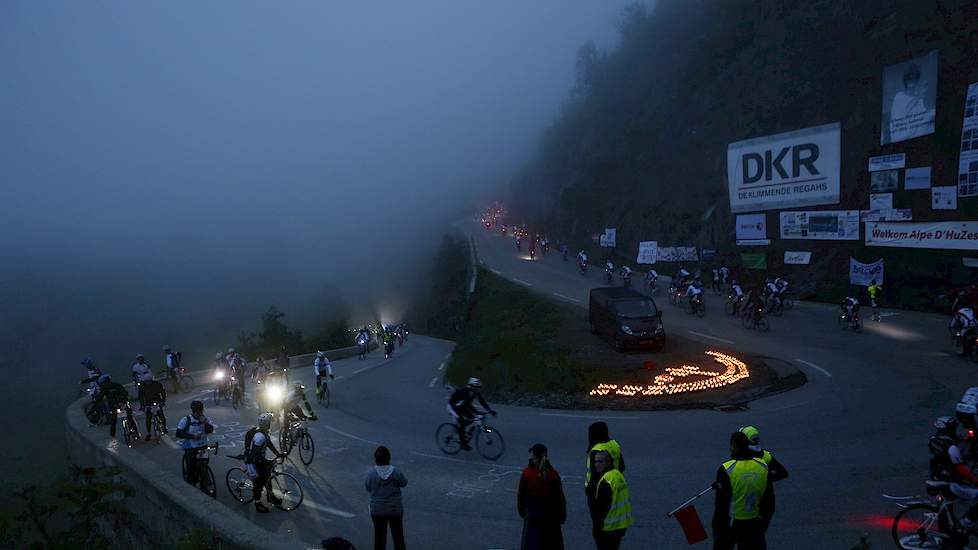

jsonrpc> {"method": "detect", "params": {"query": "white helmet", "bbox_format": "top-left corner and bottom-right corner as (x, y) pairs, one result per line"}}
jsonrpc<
(215, 352), (224, 360)
(467, 377), (482, 388)
(316, 351), (325, 358)
(228, 347), (235, 354)
(258, 413), (274, 430)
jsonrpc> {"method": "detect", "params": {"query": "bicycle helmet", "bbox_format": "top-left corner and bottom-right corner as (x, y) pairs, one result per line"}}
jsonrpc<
(467, 377), (482, 388)
(258, 413), (273, 430)
(215, 352), (224, 360)
(190, 400), (204, 413)
(934, 416), (958, 435)
(316, 351), (325, 358)
(97, 374), (111, 385)
(135, 354), (145, 361)
(163, 345), (170, 352)
(80, 357), (94, 368)
(228, 347), (235, 354)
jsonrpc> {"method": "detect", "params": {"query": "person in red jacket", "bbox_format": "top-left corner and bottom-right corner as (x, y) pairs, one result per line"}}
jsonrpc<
(517, 443), (566, 550)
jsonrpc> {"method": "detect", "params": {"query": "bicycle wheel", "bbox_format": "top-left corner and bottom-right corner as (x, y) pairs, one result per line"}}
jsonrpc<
(278, 427), (294, 455)
(783, 298), (794, 310)
(84, 402), (102, 425)
(299, 432), (315, 466)
(152, 416), (162, 444)
(123, 419), (134, 447)
(436, 423), (462, 455)
(741, 314), (753, 329)
(318, 384), (330, 408)
(476, 426), (505, 461)
(213, 387), (221, 406)
(757, 318), (770, 332)
(892, 503), (947, 550)
(695, 303), (706, 318)
(269, 472), (303, 511)
(232, 387), (241, 410)
(181, 375), (195, 391)
(724, 301), (735, 316)
(200, 464), (217, 499)
(226, 467), (254, 503)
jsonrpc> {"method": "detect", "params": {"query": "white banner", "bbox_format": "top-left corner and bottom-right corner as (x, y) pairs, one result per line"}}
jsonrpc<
(860, 209), (912, 222)
(636, 241), (658, 264)
(727, 122), (841, 213)
(849, 258), (884, 286)
(905, 166), (932, 190)
(657, 247), (678, 262)
(882, 50), (938, 145)
(736, 214), (767, 241)
(866, 221), (978, 250)
(870, 193), (893, 210)
(676, 247), (698, 262)
(780, 210), (860, 240)
(932, 186), (958, 210)
(958, 82), (978, 196)
(784, 251), (812, 265)
(599, 228), (617, 248)
(868, 153), (906, 172)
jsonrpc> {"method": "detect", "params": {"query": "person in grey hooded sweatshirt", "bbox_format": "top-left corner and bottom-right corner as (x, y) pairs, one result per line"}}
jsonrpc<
(365, 445), (408, 550)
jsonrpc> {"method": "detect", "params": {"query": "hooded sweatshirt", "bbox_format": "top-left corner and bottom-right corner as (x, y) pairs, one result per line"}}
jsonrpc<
(365, 464), (408, 516)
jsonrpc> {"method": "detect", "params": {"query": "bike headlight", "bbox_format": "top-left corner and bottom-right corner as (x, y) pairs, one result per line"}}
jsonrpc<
(620, 325), (634, 335)
(214, 371), (224, 380)
(266, 385), (284, 405)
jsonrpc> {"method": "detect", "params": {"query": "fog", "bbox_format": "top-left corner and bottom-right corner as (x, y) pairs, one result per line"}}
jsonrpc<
(0, 1), (646, 477)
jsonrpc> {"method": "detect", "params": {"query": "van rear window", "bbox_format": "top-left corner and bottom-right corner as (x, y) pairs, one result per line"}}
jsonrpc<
(612, 299), (658, 318)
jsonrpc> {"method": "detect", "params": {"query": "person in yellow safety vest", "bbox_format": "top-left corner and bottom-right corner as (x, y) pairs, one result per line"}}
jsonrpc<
(585, 421), (626, 488)
(739, 425), (788, 535)
(587, 450), (633, 550)
(868, 279), (883, 322)
(712, 431), (774, 550)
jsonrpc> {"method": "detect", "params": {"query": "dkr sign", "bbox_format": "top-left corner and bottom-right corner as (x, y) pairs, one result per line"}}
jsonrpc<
(727, 122), (841, 213)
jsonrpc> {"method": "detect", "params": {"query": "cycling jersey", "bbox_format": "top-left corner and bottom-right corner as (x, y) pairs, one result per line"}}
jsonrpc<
(449, 387), (490, 415)
(141, 380), (167, 406)
(646, 270), (658, 280)
(731, 285), (745, 298)
(955, 308), (978, 329)
(176, 414), (211, 449)
(248, 431), (277, 462)
(685, 285), (704, 297)
(765, 283), (779, 296)
(131, 362), (153, 382)
(314, 356), (333, 377)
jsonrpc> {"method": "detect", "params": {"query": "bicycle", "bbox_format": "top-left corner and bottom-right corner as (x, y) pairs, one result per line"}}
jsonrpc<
(120, 401), (141, 448)
(213, 371), (231, 405)
(182, 442), (219, 499)
(839, 309), (862, 332)
(686, 294), (706, 317)
(316, 377), (331, 408)
(764, 295), (784, 317)
(279, 414), (316, 466)
(885, 480), (973, 549)
(741, 304), (770, 332)
(225, 453), (303, 511)
(436, 414), (505, 461)
(161, 367), (195, 394)
(146, 402), (168, 444)
(230, 372), (243, 410)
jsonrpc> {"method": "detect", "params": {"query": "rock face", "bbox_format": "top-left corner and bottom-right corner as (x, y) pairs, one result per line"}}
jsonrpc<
(510, 0), (978, 310)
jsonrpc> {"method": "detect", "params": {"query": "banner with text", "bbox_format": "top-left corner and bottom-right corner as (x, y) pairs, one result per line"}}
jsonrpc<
(636, 241), (658, 264)
(736, 214), (767, 241)
(882, 50), (938, 145)
(657, 247), (678, 262)
(599, 228), (617, 248)
(677, 247), (698, 262)
(958, 82), (978, 196)
(866, 221), (978, 250)
(780, 210), (860, 240)
(849, 258), (884, 286)
(860, 209), (912, 222)
(784, 251), (812, 265)
(727, 122), (841, 213)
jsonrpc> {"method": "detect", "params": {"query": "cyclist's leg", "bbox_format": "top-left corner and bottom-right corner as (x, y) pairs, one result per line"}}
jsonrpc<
(159, 408), (169, 433)
(144, 405), (153, 435)
(108, 408), (118, 437)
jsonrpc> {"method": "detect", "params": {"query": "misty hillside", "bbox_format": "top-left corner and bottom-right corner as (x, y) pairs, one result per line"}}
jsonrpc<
(512, 0), (978, 308)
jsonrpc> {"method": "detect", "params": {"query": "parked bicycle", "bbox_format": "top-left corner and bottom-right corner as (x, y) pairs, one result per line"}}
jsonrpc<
(885, 480), (974, 550)
(279, 414), (316, 466)
(225, 453), (303, 511)
(183, 442), (219, 498)
(436, 414), (505, 461)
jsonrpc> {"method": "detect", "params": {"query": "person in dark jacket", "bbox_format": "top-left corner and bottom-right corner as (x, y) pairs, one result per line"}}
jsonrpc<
(517, 443), (566, 550)
(712, 431), (774, 550)
(365, 445), (408, 550)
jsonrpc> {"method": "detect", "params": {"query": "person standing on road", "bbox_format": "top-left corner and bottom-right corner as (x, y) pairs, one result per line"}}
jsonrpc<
(712, 267), (721, 295)
(712, 431), (773, 550)
(587, 450), (633, 549)
(131, 354), (154, 411)
(720, 265), (730, 288)
(739, 426), (787, 536)
(175, 400), (214, 489)
(867, 280), (883, 322)
(518, 443), (566, 550)
(365, 445), (408, 550)
(141, 378), (168, 441)
(92, 374), (128, 439)
(585, 422), (625, 489)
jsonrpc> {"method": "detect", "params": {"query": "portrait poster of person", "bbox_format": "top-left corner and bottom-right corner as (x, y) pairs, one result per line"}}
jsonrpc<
(881, 50), (938, 145)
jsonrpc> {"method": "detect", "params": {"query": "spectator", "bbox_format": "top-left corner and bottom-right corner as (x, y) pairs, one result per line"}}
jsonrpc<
(587, 450), (633, 549)
(712, 267), (721, 295)
(712, 431), (773, 550)
(586, 422), (625, 489)
(517, 443), (566, 550)
(365, 445), (408, 550)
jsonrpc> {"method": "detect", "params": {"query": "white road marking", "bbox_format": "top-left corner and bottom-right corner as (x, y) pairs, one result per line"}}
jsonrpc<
(429, 377), (439, 388)
(687, 330), (735, 345)
(411, 451), (522, 471)
(539, 412), (640, 420)
(553, 292), (582, 304)
(490, 269), (502, 275)
(438, 362), (446, 371)
(321, 425), (382, 446)
(877, 312), (900, 318)
(302, 500), (357, 518)
(921, 351), (953, 357)
(796, 359), (833, 378)
(513, 278), (533, 287)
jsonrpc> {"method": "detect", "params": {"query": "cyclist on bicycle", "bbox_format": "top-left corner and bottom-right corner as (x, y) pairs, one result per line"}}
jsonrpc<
(944, 404), (978, 529)
(163, 346), (181, 392)
(141, 378), (168, 441)
(763, 277), (782, 311)
(314, 351), (335, 399)
(79, 357), (101, 393)
(175, 400), (214, 488)
(245, 412), (285, 513)
(645, 269), (658, 291)
(92, 374), (128, 439)
(447, 377), (496, 451)
(282, 383), (318, 423)
(729, 280), (746, 314)
(684, 277), (705, 304)
(841, 296), (860, 323)
(131, 354), (154, 411)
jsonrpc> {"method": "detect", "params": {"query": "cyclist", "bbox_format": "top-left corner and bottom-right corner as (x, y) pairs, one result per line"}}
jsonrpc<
(447, 377), (496, 451)
(867, 279), (882, 322)
(356, 327), (371, 359)
(945, 407), (978, 529)
(645, 269), (658, 292)
(141, 378), (168, 441)
(92, 374), (128, 438)
(841, 296), (860, 328)
(79, 357), (102, 393)
(314, 351), (335, 399)
(283, 383), (318, 423)
(675, 266), (691, 289)
(245, 412), (285, 513)
(685, 277), (705, 304)
(253, 356), (270, 382)
(163, 346), (181, 391)
(131, 354), (154, 411)
(763, 277), (782, 311)
(175, 400), (214, 488)
(729, 280), (746, 314)
(230, 352), (248, 392)
(620, 265), (633, 287)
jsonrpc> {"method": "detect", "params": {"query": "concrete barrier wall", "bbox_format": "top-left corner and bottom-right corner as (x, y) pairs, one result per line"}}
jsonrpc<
(63, 343), (376, 549)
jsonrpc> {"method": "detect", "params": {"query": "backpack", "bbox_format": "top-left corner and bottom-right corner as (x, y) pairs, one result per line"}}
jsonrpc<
(929, 433), (956, 480)
(243, 426), (259, 464)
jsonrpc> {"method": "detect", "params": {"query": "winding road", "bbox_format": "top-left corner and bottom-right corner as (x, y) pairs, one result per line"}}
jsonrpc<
(108, 222), (970, 549)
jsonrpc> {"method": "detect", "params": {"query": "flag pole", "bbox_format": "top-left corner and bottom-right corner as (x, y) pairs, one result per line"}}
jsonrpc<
(667, 484), (716, 517)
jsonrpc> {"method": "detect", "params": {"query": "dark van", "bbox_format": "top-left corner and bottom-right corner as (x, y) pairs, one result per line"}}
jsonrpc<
(589, 287), (665, 352)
